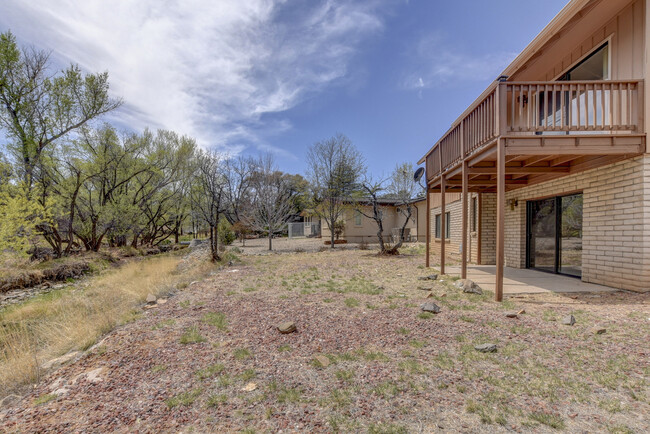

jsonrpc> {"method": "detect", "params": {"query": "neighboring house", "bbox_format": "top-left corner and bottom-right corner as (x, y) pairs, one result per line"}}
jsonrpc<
(320, 198), (427, 243)
(418, 0), (650, 299)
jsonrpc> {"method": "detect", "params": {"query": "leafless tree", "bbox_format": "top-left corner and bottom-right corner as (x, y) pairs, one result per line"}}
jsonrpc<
(307, 133), (364, 248)
(387, 162), (421, 253)
(223, 155), (255, 224)
(244, 154), (295, 251)
(354, 177), (392, 254)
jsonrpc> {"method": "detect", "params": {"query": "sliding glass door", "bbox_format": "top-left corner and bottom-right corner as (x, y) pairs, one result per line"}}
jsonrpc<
(527, 194), (583, 277)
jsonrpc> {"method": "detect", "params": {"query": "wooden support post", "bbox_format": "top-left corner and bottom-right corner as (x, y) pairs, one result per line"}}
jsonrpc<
(496, 138), (505, 302)
(440, 176), (446, 275)
(425, 187), (431, 268)
(461, 161), (468, 279)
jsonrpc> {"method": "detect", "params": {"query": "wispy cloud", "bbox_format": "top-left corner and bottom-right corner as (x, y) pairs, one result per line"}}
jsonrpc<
(0, 0), (387, 154)
(400, 32), (516, 96)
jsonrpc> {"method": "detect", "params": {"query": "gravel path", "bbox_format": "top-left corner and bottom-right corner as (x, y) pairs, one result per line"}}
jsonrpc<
(2, 248), (648, 433)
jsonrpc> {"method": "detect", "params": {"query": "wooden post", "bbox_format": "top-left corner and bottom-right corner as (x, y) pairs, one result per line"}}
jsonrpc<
(440, 176), (446, 275)
(461, 161), (468, 279)
(425, 187), (431, 268)
(496, 138), (505, 302)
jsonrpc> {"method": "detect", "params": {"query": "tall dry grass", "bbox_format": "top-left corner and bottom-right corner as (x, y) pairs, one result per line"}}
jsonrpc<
(0, 254), (209, 396)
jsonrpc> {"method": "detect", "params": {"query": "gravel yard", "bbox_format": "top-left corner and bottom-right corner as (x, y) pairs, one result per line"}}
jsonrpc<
(1, 247), (648, 433)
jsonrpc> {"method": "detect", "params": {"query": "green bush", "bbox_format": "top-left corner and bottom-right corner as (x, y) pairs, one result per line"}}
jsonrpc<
(218, 219), (236, 246)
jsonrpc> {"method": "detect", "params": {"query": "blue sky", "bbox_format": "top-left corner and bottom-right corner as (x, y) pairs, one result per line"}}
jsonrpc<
(0, 0), (568, 178)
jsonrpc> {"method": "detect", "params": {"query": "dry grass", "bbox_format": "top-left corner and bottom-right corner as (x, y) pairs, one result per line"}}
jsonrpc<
(0, 254), (211, 395)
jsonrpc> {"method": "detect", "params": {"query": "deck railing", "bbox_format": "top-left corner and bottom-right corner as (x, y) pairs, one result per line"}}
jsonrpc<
(426, 79), (643, 180)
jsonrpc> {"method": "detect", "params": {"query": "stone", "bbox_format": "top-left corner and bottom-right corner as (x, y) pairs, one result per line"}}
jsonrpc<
(277, 321), (297, 334)
(40, 351), (82, 371)
(517, 309), (526, 315)
(592, 327), (606, 335)
(474, 343), (497, 353)
(455, 279), (483, 295)
(156, 298), (167, 305)
(313, 355), (330, 368)
(562, 315), (576, 326)
(418, 274), (438, 281)
(426, 293), (434, 298)
(85, 367), (105, 384)
(417, 286), (433, 291)
(146, 294), (157, 304)
(420, 302), (441, 314)
(52, 387), (70, 396)
(241, 382), (257, 392)
(505, 312), (518, 318)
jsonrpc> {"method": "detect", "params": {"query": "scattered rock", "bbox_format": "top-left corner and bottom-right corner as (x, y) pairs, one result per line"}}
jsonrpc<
(52, 387), (70, 396)
(0, 394), (21, 408)
(455, 279), (483, 295)
(313, 355), (330, 368)
(277, 321), (297, 334)
(241, 382), (257, 392)
(85, 367), (105, 384)
(418, 274), (438, 281)
(417, 286), (433, 291)
(145, 294), (157, 304)
(592, 327), (606, 335)
(517, 309), (526, 315)
(40, 351), (82, 371)
(420, 303), (441, 314)
(505, 312), (518, 318)
(474, 343), (497, 353)
(426, 293), (434, 298)
(562, 315), (576, 326)
(156, 298), (167, 305)
(440, 293), (447, 297)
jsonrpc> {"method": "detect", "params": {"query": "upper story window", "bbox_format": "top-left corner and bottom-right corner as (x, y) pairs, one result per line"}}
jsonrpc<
(354, 210), (362, 226)
(559, 42), (609, 81)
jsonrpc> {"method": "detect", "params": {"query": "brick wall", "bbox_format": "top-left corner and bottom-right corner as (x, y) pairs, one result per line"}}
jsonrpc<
(480, 193), (496, 265)
(500, 155), (650, 292)
(428, 193), (479, 264)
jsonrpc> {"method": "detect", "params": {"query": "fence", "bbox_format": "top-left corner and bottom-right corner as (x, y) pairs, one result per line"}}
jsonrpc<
(287, 222), (321, 239)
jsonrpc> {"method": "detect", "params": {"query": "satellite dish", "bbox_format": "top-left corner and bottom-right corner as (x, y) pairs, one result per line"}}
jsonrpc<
(413, 167), (425, 182)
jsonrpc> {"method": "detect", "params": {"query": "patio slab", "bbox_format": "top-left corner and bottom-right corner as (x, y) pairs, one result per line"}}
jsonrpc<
(445, 265), (618, 295)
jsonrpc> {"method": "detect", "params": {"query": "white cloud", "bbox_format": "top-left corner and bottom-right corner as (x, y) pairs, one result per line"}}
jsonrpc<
(0, 0), (386, 154)
(401, 32), (517, 93)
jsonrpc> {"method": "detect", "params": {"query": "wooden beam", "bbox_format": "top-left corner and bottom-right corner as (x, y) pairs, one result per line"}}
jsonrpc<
(461, 161), (468, 279)
(425, 188), (431, 268)
(446, 179), (529, 186)
(549, 155), (577, 166)
(440, 177), (446, 275)
(496, 138), (505, 302)
(523, 155), (552, 166)
(468, 166), (569, 174)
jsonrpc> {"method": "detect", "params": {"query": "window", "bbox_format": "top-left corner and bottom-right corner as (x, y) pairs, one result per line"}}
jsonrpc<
(435, 212), (451, 239)
(471, 197), (477, 232)
(354, 210), (362, 226)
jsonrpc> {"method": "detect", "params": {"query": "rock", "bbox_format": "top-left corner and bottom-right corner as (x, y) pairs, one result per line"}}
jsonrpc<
(455, 279), (483, 295)
(420, 302), (441, 314)
(313, 355), (330, 368)
(156, 298), (167, 305)
(417, 286), (433, 291)
(505, 312), (518, 318)
(474, 343), (497, 353)
(426, 293), (434, 298)
(52, 387), (69, 396)
(146, 294), (157, 304)
(440, 293), (447, 297)
(188, 239), (205, 248)
(241, 382), (257, 392)
(592, 327), (606, 335)
(85, 367), (105, 384)
(0, 394), (21, 408)
(562, 315), (576, 326)
(40, 351), (82, 371)
(277, 321), (297, 334)
(517, 309), (526, 315)
(418, 274), (438, 281)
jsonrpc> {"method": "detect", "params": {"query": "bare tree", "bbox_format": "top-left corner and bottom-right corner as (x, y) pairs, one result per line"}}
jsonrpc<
(307, 133), (364, 248)
(354, 177), (391, 254)
(244, 154), (295, 251)
(189, 150), (225, 261)
(223, 155), (255, 224)
(387, 162), (421, 253)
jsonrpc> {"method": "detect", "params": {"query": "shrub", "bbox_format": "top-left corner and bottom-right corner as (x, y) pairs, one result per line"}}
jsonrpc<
(218, 219), (236, 246)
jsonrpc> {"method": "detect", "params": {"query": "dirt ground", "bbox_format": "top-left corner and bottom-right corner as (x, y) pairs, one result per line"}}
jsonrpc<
(232, 236), (349, 255)
(1, 246), (649, 433)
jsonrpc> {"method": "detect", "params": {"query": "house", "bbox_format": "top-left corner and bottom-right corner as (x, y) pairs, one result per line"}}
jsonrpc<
(418, 0), (650, 300)
(319, 197), (427, 243)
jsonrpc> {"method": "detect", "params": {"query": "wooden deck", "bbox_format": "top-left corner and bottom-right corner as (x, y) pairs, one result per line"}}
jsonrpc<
(419, 79), (645, 301)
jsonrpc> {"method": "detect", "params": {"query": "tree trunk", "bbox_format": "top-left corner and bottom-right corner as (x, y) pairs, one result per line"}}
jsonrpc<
(268, 234), (272, 251)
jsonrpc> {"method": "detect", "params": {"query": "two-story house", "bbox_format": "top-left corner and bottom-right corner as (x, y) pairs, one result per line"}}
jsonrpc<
(419, 0), (649, 300)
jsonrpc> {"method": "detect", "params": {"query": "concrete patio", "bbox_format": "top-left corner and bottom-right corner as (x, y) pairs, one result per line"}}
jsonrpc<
(445, 265), (618, 295)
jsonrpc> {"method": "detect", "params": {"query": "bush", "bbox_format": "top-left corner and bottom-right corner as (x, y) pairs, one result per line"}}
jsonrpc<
(218, 219), (236, 246)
